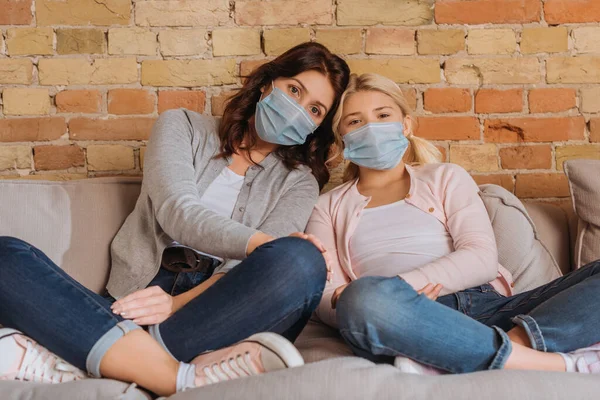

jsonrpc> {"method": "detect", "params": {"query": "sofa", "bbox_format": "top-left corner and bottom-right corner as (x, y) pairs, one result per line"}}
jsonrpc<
(1, 172), (599, 400)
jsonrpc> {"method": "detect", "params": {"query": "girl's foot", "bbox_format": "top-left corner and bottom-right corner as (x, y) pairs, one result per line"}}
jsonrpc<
(560, 342), (600, 373)
(0, 328), (87, 383)
(394, 356), (443, 375)
(179, 332), (304, 391)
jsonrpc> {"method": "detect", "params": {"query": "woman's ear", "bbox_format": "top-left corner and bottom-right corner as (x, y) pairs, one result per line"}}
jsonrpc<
(403, 115), (413, 137)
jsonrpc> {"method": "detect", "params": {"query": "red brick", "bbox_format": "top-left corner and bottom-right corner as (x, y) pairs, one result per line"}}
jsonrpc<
(55, 90), (102, 113)
(515, 173), (570, 198)
(0, 0), (32, 25)
(528, 88), (576, 113)
(0, 117), (66, 142)
(158, 91), (206, 114)
(211, 91), (237, 116)
(484, 117), (585, 143)
(499, 146), (552, 170)
(436, 145), (448, 162)
(33, 145), (85, 171)
(423, 88), (471, 113)
(472, 174), (515, 192)
(436, 0), (541, 24)
(545, 0), (600, 24)
(69, 118), (156, 141)
(590, 119), (600, 143)
(415, 117), (480, 140)
(475, 89), (523, 114)
(108, 90), (155, 115)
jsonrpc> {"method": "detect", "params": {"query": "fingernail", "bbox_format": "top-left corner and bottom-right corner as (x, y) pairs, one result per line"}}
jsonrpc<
(121, 312), (128, 317)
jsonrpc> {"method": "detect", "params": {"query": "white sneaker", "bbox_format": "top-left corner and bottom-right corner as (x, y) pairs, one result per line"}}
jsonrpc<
(561, 342), (600, 373)
(190, 332), (304, 388)
(394, 356), (443, 375)
(0, 328), (87, 383)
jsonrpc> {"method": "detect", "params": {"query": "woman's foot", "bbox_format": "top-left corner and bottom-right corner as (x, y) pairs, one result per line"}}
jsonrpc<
(560, 342), (600, 373)
(394, 356), (443, 375)
(0, 328), (87, 383)
(179, 332), (304, 391)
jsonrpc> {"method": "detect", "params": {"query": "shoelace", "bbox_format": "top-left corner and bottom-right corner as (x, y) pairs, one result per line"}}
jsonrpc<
(202, 352), (259, 384)
(16, 338), (87, 383)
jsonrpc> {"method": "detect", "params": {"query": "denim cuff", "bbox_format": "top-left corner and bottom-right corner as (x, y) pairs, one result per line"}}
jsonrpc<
(149, 323), (177, 361)
(488, 326), (513, 370)
(86, 320), (141, 378)
(512, 314), (547, 352)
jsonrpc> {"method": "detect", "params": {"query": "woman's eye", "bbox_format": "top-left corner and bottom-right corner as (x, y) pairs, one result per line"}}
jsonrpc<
(310, 106), (320, 116)
(289, 86), (300, 97)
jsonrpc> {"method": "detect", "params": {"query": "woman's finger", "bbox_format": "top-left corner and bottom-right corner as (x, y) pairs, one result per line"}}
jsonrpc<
(112, 286), (159, 309)
(121, 304), (169, 320)
(115, 295), (170, 314)
(417, 283), (433, 295)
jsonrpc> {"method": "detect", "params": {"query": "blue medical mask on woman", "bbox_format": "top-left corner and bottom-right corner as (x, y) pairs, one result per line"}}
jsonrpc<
(342, 122), (409, 170)
(254, 82), (318, 146)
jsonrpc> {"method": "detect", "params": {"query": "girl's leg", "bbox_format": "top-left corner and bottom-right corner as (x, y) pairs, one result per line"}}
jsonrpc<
(151, 237), (327, 362)
(335, 276), (567, 374)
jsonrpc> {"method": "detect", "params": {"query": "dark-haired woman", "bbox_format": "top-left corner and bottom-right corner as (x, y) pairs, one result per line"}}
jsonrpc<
(0, 42), (350, 395)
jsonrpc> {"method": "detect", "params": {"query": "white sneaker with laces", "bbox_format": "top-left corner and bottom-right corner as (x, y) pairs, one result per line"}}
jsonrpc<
(0, 328), (87, 383)
(561, 342), (600, 373)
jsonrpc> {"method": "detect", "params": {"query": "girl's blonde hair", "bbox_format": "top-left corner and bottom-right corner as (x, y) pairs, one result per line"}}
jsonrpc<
(332, 73), (442, 182)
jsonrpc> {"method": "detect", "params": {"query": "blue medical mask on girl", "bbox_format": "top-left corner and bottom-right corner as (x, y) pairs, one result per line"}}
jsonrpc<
(254, 82), (318, 146)
(342, 122), (409, 170)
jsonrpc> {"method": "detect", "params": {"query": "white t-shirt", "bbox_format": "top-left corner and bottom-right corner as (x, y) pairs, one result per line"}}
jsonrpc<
(349, 200), (454, 278)
(168, 167), (244, 262)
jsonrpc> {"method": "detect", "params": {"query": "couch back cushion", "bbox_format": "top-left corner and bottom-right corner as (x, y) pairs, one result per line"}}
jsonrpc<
(0, 178), (141, 293)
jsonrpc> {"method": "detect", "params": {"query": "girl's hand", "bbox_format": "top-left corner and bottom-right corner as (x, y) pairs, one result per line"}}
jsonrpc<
(331, 283), (349, 309)
(111, 286), (176, 325)
(289, 232), (333, 282)
(417, 283), (443, 301)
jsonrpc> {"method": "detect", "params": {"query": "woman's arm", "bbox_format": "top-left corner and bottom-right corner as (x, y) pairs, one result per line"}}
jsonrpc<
(306, 203), (350, 329)
(144, 109), (259, 261)
(398, 165), (499, 296)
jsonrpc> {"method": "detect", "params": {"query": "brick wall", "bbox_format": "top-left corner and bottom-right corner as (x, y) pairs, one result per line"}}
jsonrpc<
(1, 0), (599, 201)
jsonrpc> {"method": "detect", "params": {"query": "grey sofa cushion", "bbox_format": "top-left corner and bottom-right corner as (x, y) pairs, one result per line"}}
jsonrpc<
(479, 184), (562, 293)
(0, 380), (150, 400)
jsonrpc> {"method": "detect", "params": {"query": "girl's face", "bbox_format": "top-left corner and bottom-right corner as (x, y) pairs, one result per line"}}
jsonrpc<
(262, 70), (336, 126)
(339, 90), (410, 137)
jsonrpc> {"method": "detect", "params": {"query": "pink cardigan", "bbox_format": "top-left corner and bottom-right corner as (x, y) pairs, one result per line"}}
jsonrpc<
(306, 162), (514, 328)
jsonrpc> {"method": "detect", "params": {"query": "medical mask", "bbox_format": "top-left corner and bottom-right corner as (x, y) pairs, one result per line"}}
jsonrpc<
(342, 122), (409, 170)
(254, 82), (318, 146)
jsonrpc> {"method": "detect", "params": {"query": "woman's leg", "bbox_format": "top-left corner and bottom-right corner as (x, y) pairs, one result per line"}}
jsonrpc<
(151, 237), (327, 362)
(335, 276), (567, 374)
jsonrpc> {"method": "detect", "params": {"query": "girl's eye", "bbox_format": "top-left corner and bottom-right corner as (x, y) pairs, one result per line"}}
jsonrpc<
(289, 86), (300, 97)
(348, 119), (360, 126)
(378, 113), (390, 119)
(310, 106), (320, 116)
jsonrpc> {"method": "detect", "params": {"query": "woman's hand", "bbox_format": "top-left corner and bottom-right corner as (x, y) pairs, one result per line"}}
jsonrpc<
(417, 283), (443, 301)
(289, 232), (333, 282)
(331, 283), (349, 309)
(111, 286), (177, 325)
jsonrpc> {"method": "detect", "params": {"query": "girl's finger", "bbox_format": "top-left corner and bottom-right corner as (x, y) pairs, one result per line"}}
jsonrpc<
(115, 295), (170, 314)
(417, 283), (433, 295)
(112, 287), (157, 309)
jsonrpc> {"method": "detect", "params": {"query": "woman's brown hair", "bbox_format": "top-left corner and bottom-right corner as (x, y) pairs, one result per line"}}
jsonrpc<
(218, 42), (350, 190)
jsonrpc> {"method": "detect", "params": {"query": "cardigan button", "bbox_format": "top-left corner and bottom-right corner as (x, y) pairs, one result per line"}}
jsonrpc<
(405, 193), (411, 198)
(428, 207), (434, 213)
(511, 282), (515, 288)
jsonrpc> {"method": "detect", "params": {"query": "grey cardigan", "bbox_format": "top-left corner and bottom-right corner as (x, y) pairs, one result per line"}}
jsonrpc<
(107, 109), (319, 298)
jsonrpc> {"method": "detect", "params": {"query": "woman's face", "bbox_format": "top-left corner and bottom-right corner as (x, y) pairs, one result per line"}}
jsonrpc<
(339, 90), (409, 137)
(262, 70), (336, 125)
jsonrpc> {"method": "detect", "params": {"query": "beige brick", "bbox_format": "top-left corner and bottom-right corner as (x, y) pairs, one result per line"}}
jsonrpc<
(264, 28), (311, 56)
(142, 59), (236, 87)
(87, 145), (134, 171)
(0, 173), (88, 181)
(467, 29), (516, 55)
(348, 59), (440, 84)
(136, 0), (229, 27)
(38, 58), (138, 85)
(547, 57), (600, 83)
(0, 35), (4, 55)
(445, 58), (540, 84)
(212, 29), (261, 56)
(316, 29), (363, 55)
(0, 146), (31, 171)
(56, 29), (106, 55)
(139, 147), (146, 170)
(236, 0), (332, 25)
(418, 29), (464, 55)
(556, 145), (600, 171)
(3, 88), (50, 116)
(37, 0), (130, 26)
(366, 28), (415, 55)
(337, 0), (432, 25)
(6, 28), (53, 56)
(574, 27), (600, 54)
(240, 60), (269, 77)
(109, 28), (157, 56)
(0, 59), (33, 84)
(211, 90), (237, 116)
(159, 29), (207, 56)
(581, 88), (600, 113)
(450, 144), (499, 172)
(521, 27), (568, 54)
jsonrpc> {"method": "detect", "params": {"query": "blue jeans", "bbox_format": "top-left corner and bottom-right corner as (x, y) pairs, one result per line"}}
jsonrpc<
(0, 236), (326, 376)
(336, 260), (600, 373)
